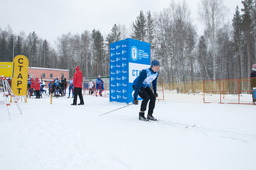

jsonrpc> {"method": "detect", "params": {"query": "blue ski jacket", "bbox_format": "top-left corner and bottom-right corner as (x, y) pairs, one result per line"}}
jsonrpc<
(133, 68), (159, 100)
(96, 78), (104, 90)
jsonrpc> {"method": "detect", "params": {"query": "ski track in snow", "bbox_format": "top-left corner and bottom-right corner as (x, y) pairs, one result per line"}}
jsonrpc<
(98, 100), (256, 143)
(153, 120), (256, 143)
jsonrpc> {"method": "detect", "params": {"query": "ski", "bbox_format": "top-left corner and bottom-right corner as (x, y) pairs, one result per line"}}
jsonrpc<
(151, 119), (196, 128)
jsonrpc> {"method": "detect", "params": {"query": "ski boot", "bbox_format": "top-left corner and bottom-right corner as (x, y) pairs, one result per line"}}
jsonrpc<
(139, 111), (149, 121)
(147, 115), (157, 121)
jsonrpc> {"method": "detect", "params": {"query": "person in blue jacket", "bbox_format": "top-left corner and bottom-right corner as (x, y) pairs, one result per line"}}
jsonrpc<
(96, 75), (104, 97)
(133, 60), (160, 121)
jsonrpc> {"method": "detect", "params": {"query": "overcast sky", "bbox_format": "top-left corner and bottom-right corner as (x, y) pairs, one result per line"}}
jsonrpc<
(0, 0), (243, 45)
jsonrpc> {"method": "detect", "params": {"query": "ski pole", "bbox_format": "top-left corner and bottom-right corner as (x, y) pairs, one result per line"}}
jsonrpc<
(99, 103), (133, 116)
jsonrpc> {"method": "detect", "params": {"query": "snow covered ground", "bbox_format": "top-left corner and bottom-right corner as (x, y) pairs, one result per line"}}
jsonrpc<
(0, 92), (256, 170)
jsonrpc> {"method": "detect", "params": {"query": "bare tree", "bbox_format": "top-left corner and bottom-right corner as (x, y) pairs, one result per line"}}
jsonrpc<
(154, 1), (197, 88)
(199, 0), (226, 80)
(81, 31), (91, 79)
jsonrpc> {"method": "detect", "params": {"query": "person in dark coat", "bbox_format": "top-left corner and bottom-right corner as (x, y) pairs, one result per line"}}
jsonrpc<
(133, 60), (160, 121)
(71, 66), (84, 105)
(251, 64), (256, 88)
(250, 64), (256, 103)
(60, 78), (67, 96)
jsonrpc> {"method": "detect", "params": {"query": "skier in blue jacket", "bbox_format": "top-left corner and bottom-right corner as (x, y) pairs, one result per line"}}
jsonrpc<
(133, 60), (160, 121)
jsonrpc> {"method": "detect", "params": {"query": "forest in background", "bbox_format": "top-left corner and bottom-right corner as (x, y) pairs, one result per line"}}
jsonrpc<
(0, 0), (256, 84)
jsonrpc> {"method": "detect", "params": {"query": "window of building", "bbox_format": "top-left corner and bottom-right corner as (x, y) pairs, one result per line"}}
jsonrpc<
(61, 73), (64, 79)
(50, 74), (53, 78)
(42, 73), (46, 78)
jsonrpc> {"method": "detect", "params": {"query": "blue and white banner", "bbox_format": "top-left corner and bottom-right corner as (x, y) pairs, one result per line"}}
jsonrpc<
(110, 38), (150, 103)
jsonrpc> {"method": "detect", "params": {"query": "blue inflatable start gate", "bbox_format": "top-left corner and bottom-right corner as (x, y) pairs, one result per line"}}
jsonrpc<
(109, 38), (151, 103)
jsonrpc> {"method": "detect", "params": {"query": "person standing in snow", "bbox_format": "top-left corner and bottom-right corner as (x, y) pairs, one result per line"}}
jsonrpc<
(96, 75), (104, 97)
(133, 60), (160, 121)
(250, 64), (256, 103)
(68, 79), (74, 98)
(28, 77), (34, 97)
(34, 78), (41, 99)
(251, 64), (256, 88)
(88, 80), (94, 95)
(60, 78), (67, 96)
(71, 66), (84, 105)
(48, 81), (53, 95)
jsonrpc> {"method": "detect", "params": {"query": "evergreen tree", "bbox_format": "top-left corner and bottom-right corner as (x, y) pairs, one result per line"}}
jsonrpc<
(42, 40), (49, 67)
(27, 32), (39, 66)
(198, 36), (209, 80)
(14, 36), (23, 57)
(106, 24), (121, 44)
(216, 25), (234, 79)
(92, 29), (104, 76)
(7, 35), (14, 61)
(233, 6), (244, 78)
(132, 11), (147, 41)
(0, 30), (8, 61)
(241, 0), (255, 76)
(146, 11), (154, 45)
(106, 24), (121, 76)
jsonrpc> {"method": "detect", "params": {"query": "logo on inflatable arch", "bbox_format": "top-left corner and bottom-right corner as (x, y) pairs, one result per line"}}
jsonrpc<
(131, 46), (138, 61)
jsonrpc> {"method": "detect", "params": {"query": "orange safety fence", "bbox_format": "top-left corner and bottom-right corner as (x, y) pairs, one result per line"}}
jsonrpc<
(203, 77), (256, 105)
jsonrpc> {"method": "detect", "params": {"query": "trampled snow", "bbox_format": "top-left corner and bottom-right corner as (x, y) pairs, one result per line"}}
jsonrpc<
(0, 92), (256, 170)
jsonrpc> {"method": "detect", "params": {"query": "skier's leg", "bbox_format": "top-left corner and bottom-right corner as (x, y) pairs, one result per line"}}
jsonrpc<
(138, 89), (150, 112)
(145, 87), (156, 116)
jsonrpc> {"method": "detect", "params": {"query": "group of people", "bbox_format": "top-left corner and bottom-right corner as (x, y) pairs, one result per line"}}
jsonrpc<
(28, 78), (46, 98)
(27, 77), (68, 98)
(87, 75), (104, 97)
(48, 78), (68, 97)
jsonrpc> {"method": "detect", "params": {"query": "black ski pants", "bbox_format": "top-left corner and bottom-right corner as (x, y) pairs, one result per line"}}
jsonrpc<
(73, 87), (84, 104)
(138, 87), (156, 116)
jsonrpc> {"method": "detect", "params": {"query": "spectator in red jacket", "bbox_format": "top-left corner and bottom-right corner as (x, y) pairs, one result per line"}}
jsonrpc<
(71, 66), (84, 105)
(34, 78), (41, 98)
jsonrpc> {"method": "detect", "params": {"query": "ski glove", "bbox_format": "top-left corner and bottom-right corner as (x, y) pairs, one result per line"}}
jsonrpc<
(154, 92), (158, 97)
(133, 99), (138, 105)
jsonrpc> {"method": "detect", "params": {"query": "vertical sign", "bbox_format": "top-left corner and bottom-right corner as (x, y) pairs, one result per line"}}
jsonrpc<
(110, 38), (150, 103)
(12, 55), (29, 96)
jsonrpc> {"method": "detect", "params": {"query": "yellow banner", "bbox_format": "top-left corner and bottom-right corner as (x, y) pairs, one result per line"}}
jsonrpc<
(0, 62), (13, 77)
(12, 55), (29, 96)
